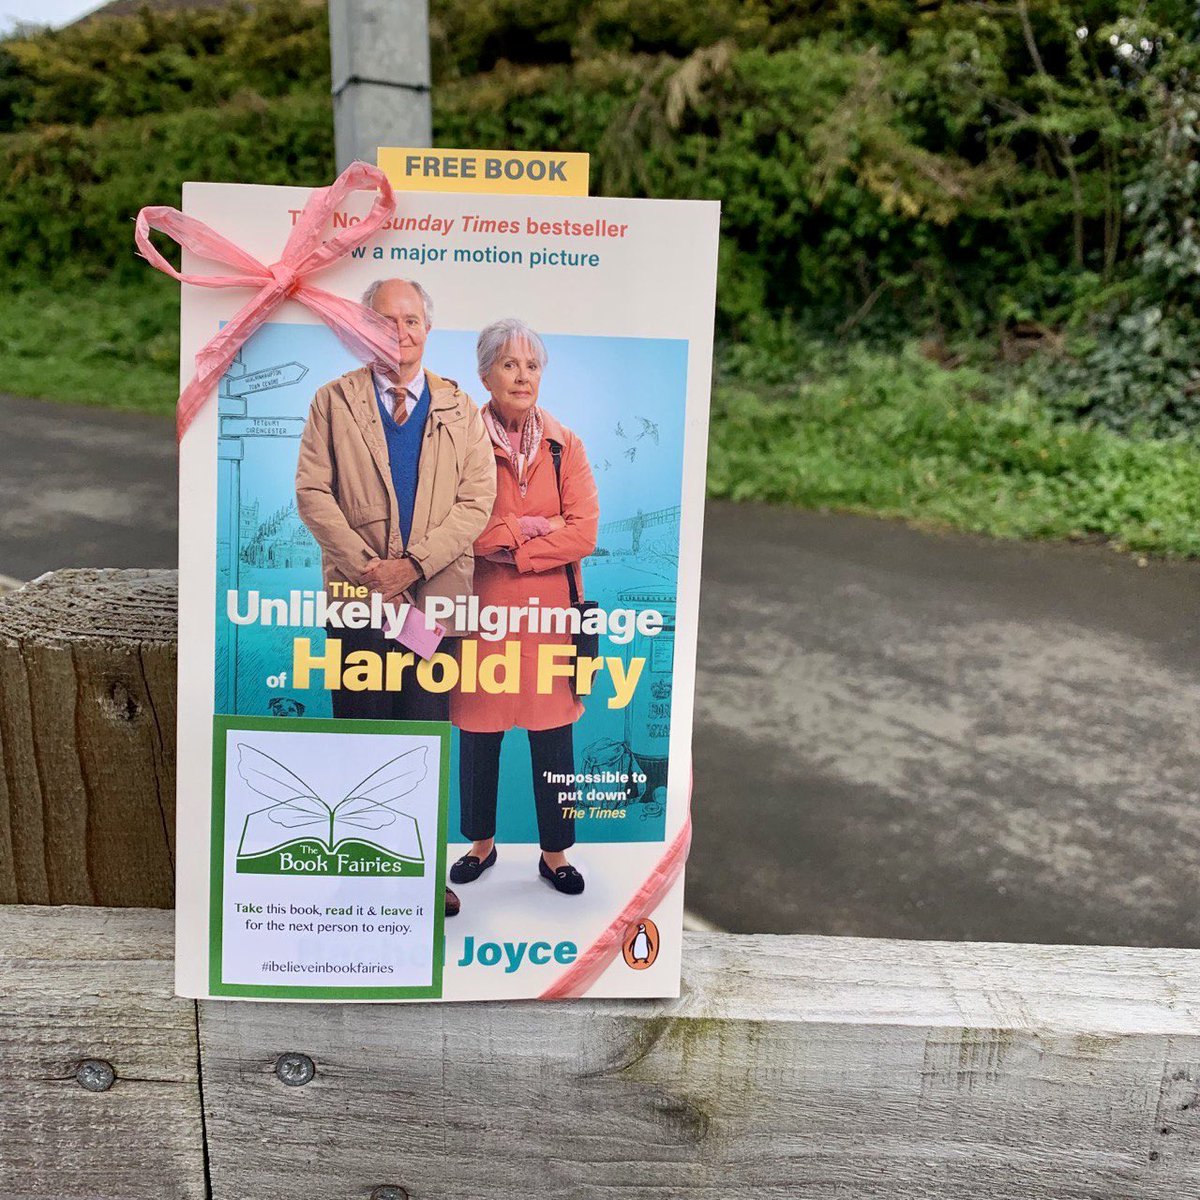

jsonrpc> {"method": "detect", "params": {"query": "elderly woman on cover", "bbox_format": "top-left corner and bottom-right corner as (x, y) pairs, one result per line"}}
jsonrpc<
(449, 318), (599, 895)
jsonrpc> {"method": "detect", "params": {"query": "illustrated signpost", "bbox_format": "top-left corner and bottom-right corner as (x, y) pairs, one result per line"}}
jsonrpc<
(217, 352), (310, 710)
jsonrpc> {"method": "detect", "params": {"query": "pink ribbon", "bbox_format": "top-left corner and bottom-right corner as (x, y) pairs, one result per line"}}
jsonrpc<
(135, 161), (401, 441)
(540, 789), (692, 1001)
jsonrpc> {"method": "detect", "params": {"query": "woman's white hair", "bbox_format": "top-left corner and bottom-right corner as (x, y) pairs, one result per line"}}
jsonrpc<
(362, 278), (434, 326)
(477, 318), (548, 377)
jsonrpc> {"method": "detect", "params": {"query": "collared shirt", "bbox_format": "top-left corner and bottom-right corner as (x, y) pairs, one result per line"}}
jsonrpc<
(372, 362), (425, 422)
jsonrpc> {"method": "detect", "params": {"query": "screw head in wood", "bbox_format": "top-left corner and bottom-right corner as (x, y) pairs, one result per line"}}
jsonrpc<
(274, 1052), (315, 1086)
(370, 1188), (409, 1200)
(76, 1059), (116, 1092)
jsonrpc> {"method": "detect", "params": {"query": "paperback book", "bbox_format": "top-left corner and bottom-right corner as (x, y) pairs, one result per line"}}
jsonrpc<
(170, 158), (719, 1001)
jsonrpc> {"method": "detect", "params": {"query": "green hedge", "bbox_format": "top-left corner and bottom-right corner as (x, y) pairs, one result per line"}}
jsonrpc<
(5, 0), (1200, 435)
(0, 0), (984, 129)
(0, 1), (1170, 323)
(0, 1), (330, 129)
(0, 92), (335, 278)
(0, 41), (1057, 331)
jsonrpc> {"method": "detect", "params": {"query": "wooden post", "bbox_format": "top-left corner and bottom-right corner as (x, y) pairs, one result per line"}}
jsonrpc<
(3, 905), (1200, 1199)
(0, 569), (178, 906)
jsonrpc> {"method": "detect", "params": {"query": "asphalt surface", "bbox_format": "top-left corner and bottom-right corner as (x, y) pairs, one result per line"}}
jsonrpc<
(0, 394), (176, 579)
(3, 392), (1198, 946)
(692, 506), (1200, 946)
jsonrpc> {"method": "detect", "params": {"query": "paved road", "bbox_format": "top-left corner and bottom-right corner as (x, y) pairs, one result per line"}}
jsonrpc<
(693, 506), (1200, 947)
(3, 393), (1198, 946)
(0, 394), (176, 580)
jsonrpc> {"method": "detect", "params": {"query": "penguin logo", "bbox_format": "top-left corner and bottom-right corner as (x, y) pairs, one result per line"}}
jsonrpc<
(622, 918), (660, 970)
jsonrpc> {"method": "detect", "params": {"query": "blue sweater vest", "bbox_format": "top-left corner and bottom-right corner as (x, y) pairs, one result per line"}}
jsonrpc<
(376, 375), (431, 548)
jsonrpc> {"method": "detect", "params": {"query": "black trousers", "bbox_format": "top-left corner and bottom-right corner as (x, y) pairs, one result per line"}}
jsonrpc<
(459, 724), (576, 853)
(326, 622), (450, 723)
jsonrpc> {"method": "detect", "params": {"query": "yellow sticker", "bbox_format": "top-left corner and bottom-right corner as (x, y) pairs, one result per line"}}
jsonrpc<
(377, 147), (590, 196)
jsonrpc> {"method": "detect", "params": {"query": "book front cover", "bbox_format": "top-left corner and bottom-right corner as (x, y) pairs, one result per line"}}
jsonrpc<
(174, 179), (719, 1001)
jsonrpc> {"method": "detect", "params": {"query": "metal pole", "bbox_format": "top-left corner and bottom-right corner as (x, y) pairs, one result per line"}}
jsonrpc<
(328, 0), (432, 169)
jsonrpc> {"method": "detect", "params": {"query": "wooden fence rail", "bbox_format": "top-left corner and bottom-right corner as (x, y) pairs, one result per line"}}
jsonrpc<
(2, 570), (1200, 1197)
(3, 904), (1200, 1199)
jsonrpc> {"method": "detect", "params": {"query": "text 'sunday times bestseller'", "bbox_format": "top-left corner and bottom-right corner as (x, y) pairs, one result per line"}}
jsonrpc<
(172, 148), (719, 1001)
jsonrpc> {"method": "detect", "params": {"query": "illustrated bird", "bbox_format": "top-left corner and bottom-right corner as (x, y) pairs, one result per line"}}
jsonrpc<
(631, 923), (652, 963)
(615, 421), (627, 439)
(635, 416), (659, 444)
(624, 446), (637, 463)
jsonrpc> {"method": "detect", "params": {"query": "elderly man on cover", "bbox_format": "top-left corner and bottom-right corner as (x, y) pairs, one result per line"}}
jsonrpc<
(297, 276), (495, 707)
(296, 278), (496, 914)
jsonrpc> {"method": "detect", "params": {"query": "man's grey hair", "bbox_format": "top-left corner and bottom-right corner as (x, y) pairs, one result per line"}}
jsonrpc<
(477, 318), (548, 377)
(362, 278), (434, 327)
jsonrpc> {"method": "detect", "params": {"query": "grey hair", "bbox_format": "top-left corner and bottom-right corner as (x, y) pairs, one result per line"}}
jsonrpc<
(362, 278), (434, 327)
(477, 318), (548, 377)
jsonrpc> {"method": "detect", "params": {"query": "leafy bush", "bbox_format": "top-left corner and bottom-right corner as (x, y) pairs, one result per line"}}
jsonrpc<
(0, 1), (328, 129)
(0, 2), (1182, 313)
(0, 33), (1115, 329)
(1048, 62), (1200, 436)
(0, 92), (335, 277)
(3, 0), (1200, 439)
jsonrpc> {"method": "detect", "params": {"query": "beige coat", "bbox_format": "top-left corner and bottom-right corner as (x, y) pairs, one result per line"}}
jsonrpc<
(295, 366), (496, 632)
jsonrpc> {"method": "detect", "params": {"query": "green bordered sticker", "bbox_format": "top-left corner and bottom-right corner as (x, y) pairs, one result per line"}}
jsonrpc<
(209, 714), (450, 1000)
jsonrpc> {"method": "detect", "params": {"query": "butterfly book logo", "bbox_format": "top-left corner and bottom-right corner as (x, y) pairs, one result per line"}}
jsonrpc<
(234, 743), (427, 877)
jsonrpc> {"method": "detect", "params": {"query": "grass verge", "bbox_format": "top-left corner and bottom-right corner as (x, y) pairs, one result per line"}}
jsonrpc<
(0, 278), (180, 413)
(3, 281), (1199, 556)
(710, 336), (1200, 557)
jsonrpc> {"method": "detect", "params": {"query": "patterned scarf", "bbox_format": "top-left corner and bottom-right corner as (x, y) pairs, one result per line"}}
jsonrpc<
(486, 403), (543, 495)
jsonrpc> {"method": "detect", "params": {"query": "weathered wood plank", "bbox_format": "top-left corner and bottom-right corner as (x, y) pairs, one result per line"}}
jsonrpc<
(2, 908), (1199, 1199)
(0, 905), (206, 1199)
(0, 570), (178, 905)
(198, 933), (1200, 1200)
(0, 645), (19, 905)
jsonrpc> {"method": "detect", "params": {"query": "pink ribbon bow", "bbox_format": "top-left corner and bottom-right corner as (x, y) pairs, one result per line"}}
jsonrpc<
(135, 160), (401, 441)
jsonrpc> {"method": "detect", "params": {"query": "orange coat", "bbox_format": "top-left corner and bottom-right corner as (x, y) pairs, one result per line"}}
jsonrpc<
(450, 409), (599, 733)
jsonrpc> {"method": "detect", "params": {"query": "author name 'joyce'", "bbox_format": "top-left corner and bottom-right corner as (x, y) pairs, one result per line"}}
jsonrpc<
(457, 936), (577, 973)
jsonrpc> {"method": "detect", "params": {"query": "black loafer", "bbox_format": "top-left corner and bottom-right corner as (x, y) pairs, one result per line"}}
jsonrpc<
(449, 846), (497, 884)
(444, 887), (461, 918)
(539, 855), (585, 895)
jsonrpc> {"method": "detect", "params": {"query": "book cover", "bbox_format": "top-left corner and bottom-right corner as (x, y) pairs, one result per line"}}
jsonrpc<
(173, 175), (719, 1001)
